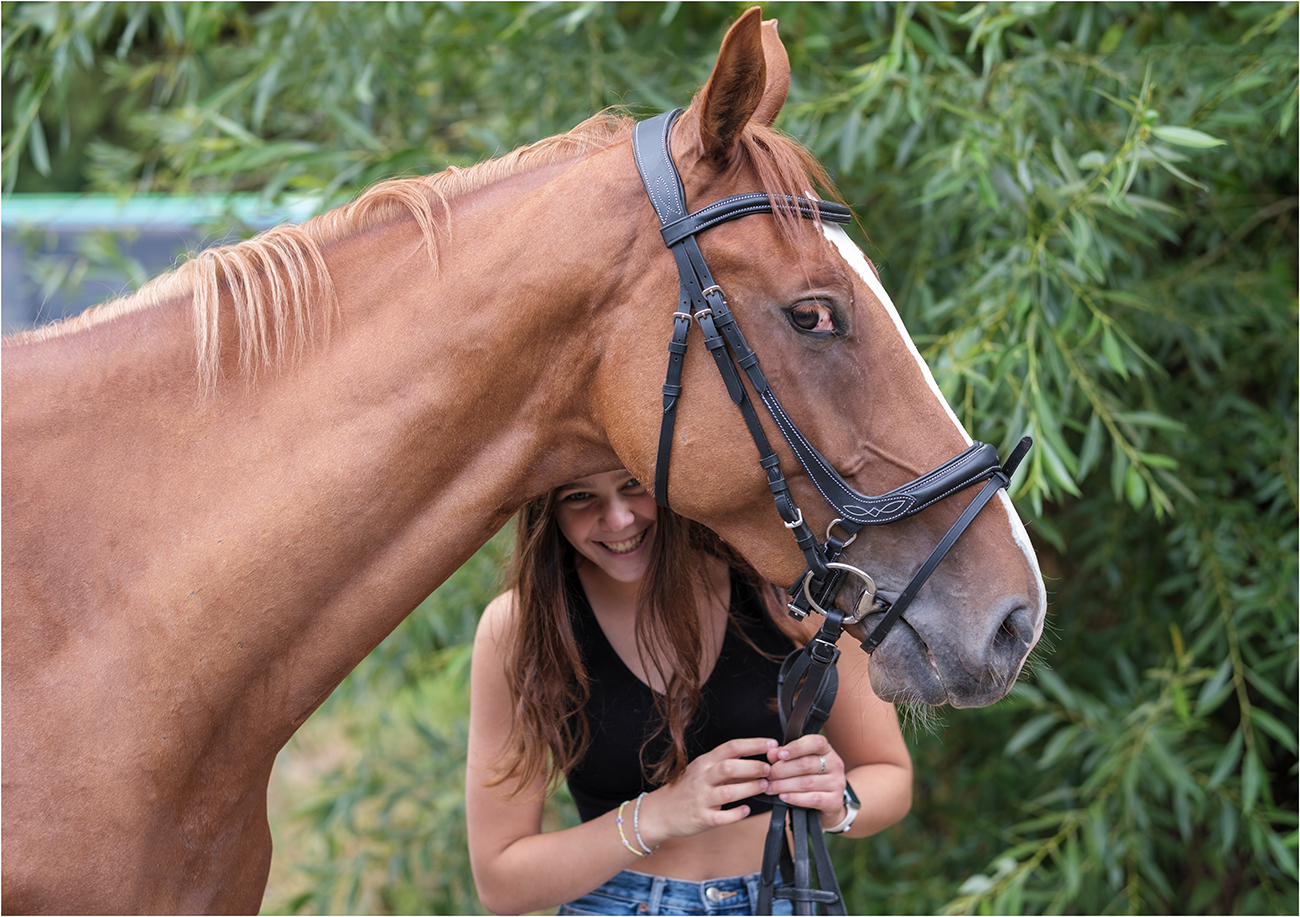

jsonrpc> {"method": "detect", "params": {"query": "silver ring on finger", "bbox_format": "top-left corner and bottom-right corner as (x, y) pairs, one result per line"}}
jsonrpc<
(817, 755), (826, 775)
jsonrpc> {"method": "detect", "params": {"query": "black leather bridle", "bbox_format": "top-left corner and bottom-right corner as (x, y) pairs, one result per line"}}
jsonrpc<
(632, 109), (1031, 915)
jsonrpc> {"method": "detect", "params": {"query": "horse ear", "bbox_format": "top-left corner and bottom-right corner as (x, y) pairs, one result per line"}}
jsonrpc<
(752, 19), (790, 127)
(692, 7), (768, 163)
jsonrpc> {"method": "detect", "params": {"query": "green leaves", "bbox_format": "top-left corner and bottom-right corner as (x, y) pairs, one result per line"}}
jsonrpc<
(1150, 125), (1226, 149)
(3, 2), (716, 200)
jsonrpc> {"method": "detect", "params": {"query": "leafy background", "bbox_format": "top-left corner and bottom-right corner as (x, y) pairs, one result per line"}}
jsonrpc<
(3, 2), (1296, 914)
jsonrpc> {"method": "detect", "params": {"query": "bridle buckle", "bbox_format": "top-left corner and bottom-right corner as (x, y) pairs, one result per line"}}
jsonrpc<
(808, 636), (838, 665)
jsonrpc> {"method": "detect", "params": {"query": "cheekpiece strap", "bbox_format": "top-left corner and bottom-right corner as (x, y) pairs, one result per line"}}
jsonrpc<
(632, 110), (848, 514)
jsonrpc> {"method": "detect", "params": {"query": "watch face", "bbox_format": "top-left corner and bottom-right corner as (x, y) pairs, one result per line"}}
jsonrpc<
(844, 781), (861, 808)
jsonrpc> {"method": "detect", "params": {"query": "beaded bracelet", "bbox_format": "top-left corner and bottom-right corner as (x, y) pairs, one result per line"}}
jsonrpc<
(615, 799), (646, 857)
(632, 792), (659, 856)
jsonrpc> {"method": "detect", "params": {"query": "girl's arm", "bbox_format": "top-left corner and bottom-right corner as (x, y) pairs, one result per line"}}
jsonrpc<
(762, 616), (913, 839)
(466, 592), (777, 915)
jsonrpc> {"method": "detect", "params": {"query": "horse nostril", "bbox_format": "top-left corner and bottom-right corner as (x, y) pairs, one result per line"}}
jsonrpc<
(993, 603), (1035, 654)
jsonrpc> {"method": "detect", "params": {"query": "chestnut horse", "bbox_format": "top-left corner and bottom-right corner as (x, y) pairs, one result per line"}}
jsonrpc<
(1, 10), (1045, 913)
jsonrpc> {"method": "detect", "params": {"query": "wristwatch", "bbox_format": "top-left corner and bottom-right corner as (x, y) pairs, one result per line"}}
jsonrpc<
(823, 781), (861, 834)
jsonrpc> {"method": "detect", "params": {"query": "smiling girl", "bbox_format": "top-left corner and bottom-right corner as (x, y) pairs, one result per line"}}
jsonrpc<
(466, 470), (912, 916)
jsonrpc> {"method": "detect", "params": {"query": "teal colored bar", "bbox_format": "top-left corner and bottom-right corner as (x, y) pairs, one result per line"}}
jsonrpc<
(0, 194), (316, 230)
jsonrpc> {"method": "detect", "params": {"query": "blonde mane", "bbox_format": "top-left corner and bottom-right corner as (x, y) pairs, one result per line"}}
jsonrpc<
(6, 108), (837, 393)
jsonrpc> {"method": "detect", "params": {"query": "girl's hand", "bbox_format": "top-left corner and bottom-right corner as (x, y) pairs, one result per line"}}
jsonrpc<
(766, 735), (848, 829)
(635, 737), (777, 847)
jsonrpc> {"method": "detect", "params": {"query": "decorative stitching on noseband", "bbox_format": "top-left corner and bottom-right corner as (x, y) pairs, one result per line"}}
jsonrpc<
(762, 391), (842, 503)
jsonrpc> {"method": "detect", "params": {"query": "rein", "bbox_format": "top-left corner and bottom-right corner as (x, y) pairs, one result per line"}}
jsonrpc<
(632, 110), (1032, 915)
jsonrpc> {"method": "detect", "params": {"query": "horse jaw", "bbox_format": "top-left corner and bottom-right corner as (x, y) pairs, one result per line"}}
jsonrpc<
(821, 224), (1048, 708)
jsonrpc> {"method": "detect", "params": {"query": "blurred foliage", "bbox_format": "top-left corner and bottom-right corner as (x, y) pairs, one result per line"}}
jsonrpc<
(4, 2), (1295, 915)
(12, 222), (148, 316)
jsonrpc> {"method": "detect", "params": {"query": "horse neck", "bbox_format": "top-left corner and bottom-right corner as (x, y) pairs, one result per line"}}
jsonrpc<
(308, 155), (641, 553)
(2, 149), (645, 746)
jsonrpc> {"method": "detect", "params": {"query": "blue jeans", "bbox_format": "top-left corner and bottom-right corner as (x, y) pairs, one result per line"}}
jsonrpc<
(557, 869), (792, 916)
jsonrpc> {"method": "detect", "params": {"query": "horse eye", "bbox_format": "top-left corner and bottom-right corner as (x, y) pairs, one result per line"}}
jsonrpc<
(789, 302), (835, 334)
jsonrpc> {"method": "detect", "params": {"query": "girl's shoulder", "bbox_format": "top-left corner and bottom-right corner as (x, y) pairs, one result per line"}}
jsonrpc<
(477, 589), (520, 645)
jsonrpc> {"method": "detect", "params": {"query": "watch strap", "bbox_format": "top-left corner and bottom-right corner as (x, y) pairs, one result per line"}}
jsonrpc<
(824, 782), (860, 834)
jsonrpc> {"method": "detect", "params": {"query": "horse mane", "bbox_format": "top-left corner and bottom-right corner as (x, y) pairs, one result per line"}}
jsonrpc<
(6, 108), (838, 393)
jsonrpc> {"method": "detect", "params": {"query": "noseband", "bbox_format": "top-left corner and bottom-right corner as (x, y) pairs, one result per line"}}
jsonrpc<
(633, 110), (1032, 915)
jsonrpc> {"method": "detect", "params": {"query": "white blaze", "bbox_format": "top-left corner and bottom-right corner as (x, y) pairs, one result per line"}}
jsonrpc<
(821, 225), (971, 445)
(821, 225), (1047, 627)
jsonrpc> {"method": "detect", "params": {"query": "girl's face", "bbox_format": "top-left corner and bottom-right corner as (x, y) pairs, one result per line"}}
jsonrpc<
(554, 470), (658, 586)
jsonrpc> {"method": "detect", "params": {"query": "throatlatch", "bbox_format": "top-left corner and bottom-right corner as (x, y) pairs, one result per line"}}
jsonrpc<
(632, 110), (1032, 915)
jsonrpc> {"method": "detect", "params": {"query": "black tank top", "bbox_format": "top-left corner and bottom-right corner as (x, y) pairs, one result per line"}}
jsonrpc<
(564, 570), (796, 823)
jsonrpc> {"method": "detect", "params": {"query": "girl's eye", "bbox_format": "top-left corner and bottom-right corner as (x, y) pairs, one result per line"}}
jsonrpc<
(789, 302), (836, 334)
(624, 478), (644, 492)
(562, 491), (593, 503)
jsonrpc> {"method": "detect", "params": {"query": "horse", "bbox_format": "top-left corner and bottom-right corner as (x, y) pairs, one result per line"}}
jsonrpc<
(1, 9), (1045, 913)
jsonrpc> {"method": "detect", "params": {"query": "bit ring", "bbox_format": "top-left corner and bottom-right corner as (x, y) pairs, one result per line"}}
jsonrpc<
(801, 562), (878, 622)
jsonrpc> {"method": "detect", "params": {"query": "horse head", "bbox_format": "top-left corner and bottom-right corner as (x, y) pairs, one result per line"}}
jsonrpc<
(601, 8), (1046, 708)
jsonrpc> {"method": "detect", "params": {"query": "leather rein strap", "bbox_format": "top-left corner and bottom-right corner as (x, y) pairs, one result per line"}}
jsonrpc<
(631, 109), (1032, 915)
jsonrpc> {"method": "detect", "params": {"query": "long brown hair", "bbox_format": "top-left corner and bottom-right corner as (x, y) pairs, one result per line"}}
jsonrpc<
(490, 487), (782, 796)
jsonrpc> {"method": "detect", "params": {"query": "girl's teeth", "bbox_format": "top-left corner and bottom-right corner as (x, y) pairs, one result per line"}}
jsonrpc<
(601, 531), (646, 554)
